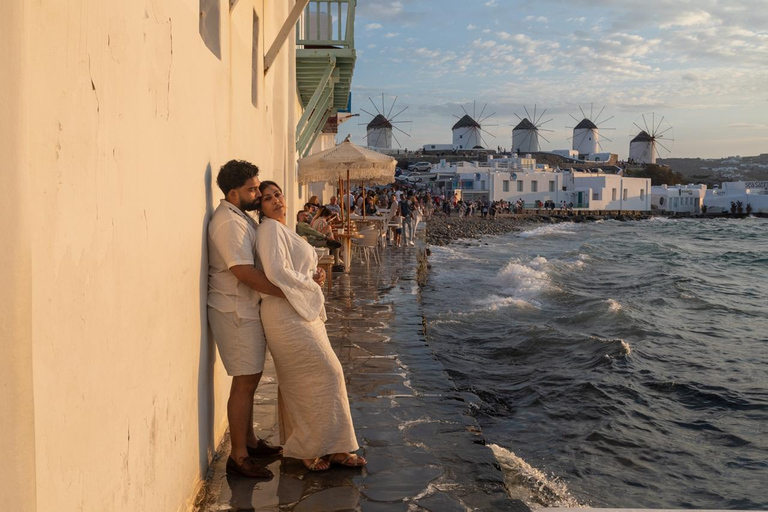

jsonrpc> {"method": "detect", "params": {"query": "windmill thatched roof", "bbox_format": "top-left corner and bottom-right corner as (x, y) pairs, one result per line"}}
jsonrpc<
(452, 114), (481, 130)
(574, 118), (598, 130)
(367, 114), (392, 130)
(513, 118), (537, 131)
(631, 130), (652, 142)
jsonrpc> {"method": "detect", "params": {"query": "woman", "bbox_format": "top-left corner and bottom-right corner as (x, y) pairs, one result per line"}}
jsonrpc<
(309, 206), (338, 235)
(254, 181), (366, 471)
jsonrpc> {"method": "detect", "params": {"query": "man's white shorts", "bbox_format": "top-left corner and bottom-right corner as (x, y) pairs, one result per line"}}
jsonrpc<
(208, 308), (267, 376)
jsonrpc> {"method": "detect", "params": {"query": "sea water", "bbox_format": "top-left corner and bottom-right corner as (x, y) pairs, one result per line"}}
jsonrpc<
(421, 216), (768, 509)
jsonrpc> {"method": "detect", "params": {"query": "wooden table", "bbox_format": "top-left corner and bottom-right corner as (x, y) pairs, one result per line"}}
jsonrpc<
(335, 232), (363, 273)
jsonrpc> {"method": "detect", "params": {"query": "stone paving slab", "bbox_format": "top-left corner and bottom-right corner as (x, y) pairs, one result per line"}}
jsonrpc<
(195, 240), (531, 512)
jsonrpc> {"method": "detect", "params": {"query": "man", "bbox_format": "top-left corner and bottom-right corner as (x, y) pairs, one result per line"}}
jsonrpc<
(296, 211), (343, 270)
(326, 195), (341, 216)
(207, 160), (289, 479)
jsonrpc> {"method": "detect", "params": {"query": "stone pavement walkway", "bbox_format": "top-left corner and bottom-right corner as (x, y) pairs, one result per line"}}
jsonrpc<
(195, 242), (531, 512)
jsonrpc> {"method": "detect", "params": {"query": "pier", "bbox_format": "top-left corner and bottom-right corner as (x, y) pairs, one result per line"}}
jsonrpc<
(194, 240), (530, 511)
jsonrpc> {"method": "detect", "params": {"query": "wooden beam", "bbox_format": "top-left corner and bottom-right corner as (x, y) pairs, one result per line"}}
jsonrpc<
(264, 0), (311, 75)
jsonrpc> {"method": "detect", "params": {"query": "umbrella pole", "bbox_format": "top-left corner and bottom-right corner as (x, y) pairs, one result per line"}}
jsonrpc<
(363, 180), (367, 219)
(346, 168), (351, 237)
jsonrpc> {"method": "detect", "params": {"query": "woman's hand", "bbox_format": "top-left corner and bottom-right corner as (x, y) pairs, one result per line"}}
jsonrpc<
(312, 268), (326, 286)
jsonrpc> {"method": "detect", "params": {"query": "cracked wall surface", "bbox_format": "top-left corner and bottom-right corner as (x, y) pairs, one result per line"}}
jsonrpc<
(2, 1), (299, 511)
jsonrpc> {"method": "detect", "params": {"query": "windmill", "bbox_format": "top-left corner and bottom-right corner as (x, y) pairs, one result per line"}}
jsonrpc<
(629, 113), (674, 164)
(452, 100), (497, 150)
(512, 104), (553, 153)
(567, 103), (615, 156)
(358, 94), (412, 149)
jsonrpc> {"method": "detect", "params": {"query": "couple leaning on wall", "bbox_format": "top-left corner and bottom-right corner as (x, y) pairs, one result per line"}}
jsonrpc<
(206, 160), (366, 476)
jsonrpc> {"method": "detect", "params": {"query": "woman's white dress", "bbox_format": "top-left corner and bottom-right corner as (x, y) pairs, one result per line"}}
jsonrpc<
(255, 218), (358, 459)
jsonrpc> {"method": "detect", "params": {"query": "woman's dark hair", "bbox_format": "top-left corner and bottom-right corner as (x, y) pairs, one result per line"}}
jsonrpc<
(316, 206), (335, 219)
(216, 160), (259, 195)
(258, 180), (282, 194)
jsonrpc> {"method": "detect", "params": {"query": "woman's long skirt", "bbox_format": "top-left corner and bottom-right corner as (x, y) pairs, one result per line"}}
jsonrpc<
(260, 297), (359, 459)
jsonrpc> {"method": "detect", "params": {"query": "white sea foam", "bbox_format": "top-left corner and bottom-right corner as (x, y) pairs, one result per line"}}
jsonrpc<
(518, 224), (580, 238)
(497, 257), (551, 297)
(471, 294), (540, 311)
(605, 298), (622, 312)
(489, 443), (584, 508)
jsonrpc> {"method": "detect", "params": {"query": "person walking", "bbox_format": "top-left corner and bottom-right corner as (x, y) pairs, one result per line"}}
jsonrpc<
(399, 193), (413, 246)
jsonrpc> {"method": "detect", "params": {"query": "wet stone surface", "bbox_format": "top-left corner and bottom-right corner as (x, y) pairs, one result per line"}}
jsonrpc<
(196, 239), (530, 512)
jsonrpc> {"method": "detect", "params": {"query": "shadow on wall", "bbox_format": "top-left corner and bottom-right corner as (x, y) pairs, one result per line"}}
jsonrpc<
(199, 0), (221, 59)
(198, 163), (216, 475)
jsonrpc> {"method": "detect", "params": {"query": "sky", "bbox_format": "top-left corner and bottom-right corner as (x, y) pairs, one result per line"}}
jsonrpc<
(347, 0), (768, 159)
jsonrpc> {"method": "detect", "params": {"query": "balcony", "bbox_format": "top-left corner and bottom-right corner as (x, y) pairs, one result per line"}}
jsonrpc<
(295, 1), (356, 157)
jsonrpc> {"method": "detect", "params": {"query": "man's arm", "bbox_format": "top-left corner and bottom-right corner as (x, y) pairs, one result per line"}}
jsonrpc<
(230, 265), (285, 298)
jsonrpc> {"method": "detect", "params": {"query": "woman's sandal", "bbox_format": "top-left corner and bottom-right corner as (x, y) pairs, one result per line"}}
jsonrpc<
(326, 453), (367, 468)
(302, 457), (330, 471)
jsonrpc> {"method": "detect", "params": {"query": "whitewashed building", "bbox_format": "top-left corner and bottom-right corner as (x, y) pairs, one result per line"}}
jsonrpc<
(572, 118), (599, 156)
(629, 131), (656, 164)
(703, 181), (768, 213)
(366, 114), (393, 149)
(430, 158), (651, 211)
(652, 184), (706, 214)
(512, 118), (540, 153)
(1, 1), (357, 511)
(452, 114), (483, 149)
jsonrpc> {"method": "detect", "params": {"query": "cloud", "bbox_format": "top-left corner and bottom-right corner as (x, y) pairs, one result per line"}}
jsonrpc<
(467, 24), (477, 30)
(524, 16), (548, 23)
(384, 32), (400, 38)
(728, 123), (768, 129)
(365, 23), (383, 30)
(367, 43), (377, 49)
(659, 10), (716, 29)
(485, 0), (498, 6)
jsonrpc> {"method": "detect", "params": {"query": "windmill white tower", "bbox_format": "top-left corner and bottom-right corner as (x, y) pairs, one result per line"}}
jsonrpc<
(568, 104), (615, 157)
(452, 101), (496, 150)
(629, 113), (674, 164)
(512, 105), (553, 153)
(359, 94), (411, 149)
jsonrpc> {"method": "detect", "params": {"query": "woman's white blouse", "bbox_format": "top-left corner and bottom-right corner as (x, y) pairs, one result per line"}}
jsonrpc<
(255, 218), (326, 322)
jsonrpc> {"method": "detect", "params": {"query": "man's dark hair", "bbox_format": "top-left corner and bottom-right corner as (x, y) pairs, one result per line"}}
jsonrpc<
(296, 211), (308, 222)
(216, 160), (260, 196)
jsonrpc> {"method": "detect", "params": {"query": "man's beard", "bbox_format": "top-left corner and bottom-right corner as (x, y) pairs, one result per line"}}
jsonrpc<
(242, 197), (260, 211)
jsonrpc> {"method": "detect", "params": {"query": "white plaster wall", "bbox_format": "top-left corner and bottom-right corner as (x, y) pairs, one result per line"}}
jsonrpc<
(574, 175), (650, 210)
(2, 1), (300, 511)
(498, 171), (562, 204)
(0, 3), (37, 511)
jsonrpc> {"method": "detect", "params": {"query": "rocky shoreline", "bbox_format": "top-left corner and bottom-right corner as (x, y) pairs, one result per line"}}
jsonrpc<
(426, 212), (653, 246)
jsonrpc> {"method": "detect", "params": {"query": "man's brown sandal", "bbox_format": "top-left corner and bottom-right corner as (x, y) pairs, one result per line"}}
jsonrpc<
(226, 456), (273, 478)
(246, 438), (283, 458)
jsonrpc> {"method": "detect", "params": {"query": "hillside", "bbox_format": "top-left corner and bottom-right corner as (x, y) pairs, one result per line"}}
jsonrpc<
(658, 154), (768, 185)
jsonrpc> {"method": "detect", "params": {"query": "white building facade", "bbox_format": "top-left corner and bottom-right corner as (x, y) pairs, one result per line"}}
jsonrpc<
(1, 1), (353, 511)
(651, 184), (706, 214)
(703, 181), (768, 213)
(431, 159), (651, 211)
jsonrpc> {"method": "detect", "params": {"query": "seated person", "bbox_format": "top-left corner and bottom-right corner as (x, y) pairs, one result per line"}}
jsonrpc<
(296, 211), (343, 267)
(302, 202), (319, 222)
(310, 207), (339, 236)
(364, 197), (378, 216)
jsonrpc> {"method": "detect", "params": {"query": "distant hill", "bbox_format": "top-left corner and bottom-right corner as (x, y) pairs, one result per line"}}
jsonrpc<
(658, 154), (768, 186)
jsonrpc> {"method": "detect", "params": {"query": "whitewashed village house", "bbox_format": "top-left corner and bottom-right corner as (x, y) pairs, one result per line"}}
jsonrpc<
(430, 157), (651, 211)
(1, 1), (356, 511)
(703, 181), (768, 213)
(651, 184), (706, 214)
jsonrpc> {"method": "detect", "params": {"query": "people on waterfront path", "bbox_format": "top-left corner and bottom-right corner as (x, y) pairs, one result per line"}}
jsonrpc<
(399, 192), (413, 246)
(255, 181), (366, 472)
(206, 160), (285, 479)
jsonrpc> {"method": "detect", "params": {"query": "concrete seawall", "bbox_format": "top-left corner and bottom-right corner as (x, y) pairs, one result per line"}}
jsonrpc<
(195, 241), (530, 511)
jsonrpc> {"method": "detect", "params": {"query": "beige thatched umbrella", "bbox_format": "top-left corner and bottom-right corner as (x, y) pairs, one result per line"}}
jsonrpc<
(297, 138), (396, 234)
